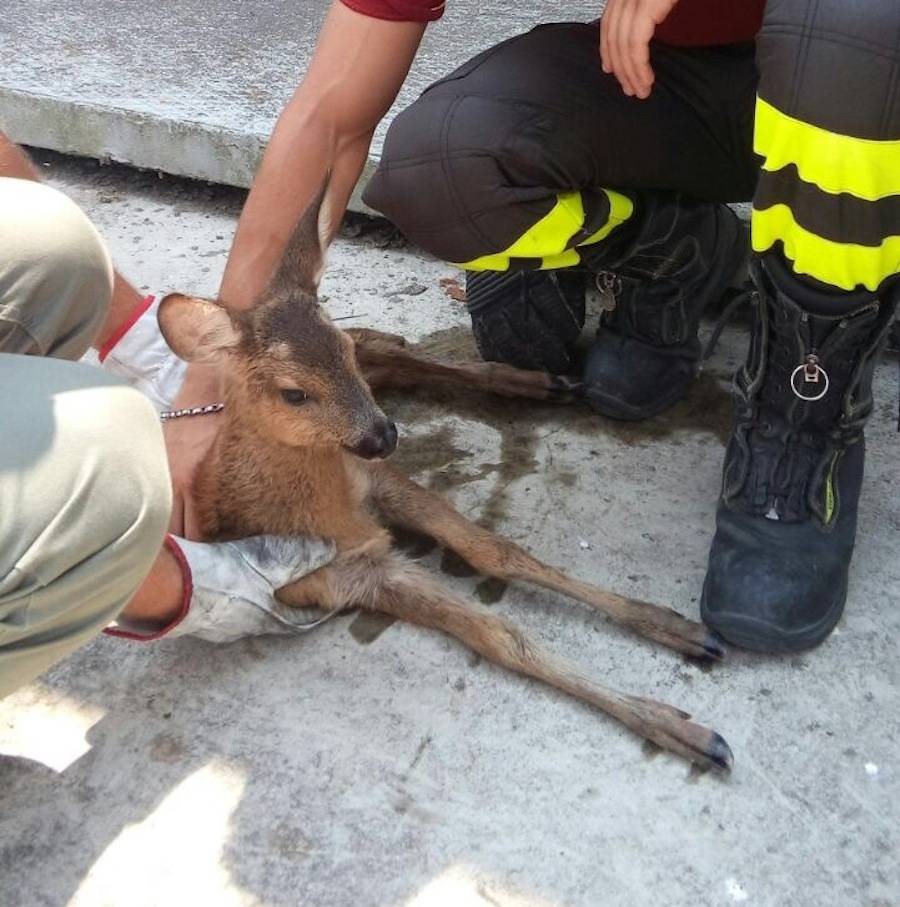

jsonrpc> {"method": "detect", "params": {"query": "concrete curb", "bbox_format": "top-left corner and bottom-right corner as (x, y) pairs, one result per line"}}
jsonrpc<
(0, 86), (378, 213)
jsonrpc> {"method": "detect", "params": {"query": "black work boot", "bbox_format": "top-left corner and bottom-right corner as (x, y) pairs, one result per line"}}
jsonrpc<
(581, 193), (746, 420)
(465, 269), (587, 374)
(701, 254), (898, 653)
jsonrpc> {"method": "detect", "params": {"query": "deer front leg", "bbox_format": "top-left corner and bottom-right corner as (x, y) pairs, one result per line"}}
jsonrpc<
(346, 328), (583, 403)
(375, 558), (732, 771)
(370, 465), (724, 661)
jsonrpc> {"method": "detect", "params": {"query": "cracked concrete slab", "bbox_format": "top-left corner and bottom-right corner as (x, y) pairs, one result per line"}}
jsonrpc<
(0, 152), (897, 907)
(0, 0), (601, 209)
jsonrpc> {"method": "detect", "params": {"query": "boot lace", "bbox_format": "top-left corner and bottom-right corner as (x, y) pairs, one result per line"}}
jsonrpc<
(699, 286), (754, 364)
(721, 287), (891, 523)
(594, 265), (690, 348)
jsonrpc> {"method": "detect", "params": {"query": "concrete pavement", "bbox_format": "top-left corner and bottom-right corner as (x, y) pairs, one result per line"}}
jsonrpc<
(0, 151), (897, 907)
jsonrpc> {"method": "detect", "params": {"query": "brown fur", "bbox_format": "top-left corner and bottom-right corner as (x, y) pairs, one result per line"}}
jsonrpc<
(159, 184), (732, 771)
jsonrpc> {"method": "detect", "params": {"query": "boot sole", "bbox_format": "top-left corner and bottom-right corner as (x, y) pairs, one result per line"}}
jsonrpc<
(699, 575), (847, 654)
(583, 378), (691, 421)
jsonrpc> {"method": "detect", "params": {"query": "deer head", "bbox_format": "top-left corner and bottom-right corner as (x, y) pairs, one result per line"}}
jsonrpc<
(158, 180), (398, 460)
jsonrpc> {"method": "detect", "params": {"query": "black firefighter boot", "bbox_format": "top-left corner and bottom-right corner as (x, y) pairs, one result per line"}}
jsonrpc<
(701, 254), (898, 653)
(581, 192), (747, 420)
(465, 269), (588, 375)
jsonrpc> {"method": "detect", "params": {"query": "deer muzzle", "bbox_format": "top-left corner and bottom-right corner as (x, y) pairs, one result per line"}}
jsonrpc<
(348, 418), (399, 460)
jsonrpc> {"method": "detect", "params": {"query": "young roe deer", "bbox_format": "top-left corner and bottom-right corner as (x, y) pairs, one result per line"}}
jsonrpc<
(158, 183), (733, 772)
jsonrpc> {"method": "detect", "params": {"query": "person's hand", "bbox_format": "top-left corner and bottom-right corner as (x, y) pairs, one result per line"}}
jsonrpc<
(600, 0), (680, 99)
(112, 534), (338, 643)
(163, 360), (225, 539)
(166, 535), (337, 642)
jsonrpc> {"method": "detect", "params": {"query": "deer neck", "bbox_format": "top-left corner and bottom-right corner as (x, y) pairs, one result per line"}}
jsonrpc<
(194, 408), (382, 550)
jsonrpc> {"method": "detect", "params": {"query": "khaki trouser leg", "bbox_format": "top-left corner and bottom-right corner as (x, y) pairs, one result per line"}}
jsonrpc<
(0, 176), (112, 357)
(0, 178), (171, 697)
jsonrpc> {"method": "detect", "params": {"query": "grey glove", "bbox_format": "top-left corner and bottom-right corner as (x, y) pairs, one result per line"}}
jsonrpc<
(115, 534), (337, 644)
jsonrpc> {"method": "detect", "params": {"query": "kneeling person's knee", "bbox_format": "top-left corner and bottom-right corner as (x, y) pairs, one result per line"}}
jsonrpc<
(0, 358), (170, 696)
(89, 381), (173, 563)
(364, 91), (534, 265)
(0, 178), (113, 359)
(61, 378), (172, 596)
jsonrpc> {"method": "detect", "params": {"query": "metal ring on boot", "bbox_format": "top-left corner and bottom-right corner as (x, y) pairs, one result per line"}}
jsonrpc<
(790, 360), (830, 401)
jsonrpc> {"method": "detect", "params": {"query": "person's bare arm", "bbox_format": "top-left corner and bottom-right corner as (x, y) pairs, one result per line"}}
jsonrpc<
(0, 136), (39, 180)
(219, 1), (425, 309)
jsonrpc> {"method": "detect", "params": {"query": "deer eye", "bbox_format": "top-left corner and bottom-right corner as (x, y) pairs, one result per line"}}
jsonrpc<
(279, 388), (310, 406)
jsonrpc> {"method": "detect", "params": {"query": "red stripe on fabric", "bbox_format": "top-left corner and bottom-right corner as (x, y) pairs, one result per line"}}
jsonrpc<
(97, 294), (155, 363)
(103, 535), (194, 642)
(338, 0), (443, 23)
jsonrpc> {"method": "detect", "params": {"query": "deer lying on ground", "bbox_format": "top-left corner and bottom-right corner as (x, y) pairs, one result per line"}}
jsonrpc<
(158, 184), (733, 771)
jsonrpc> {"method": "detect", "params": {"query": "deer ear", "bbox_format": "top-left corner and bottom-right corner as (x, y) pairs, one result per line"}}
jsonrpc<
(269, 174), (333, 294)
(158, 293), (240, 363)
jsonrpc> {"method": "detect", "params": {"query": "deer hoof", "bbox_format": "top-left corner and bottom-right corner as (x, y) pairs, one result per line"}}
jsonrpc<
(702, 629), (727, 661)
(705, 732), (734, 772)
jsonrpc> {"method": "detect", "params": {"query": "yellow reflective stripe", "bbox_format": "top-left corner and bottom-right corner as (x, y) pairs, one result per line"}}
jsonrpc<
(580, 190), (635, 247)
(752, 203), (900, 291)
(456, 192), (585, 272)
(824, 453), (838, 525)
(455, 189), (633, 272)
(539, 249), (582, 269)
(454, 251), (513, 271)
(754, 96), (900, 202)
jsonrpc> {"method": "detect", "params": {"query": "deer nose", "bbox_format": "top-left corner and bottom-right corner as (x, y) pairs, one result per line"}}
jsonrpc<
(351, 419), (398, 460)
